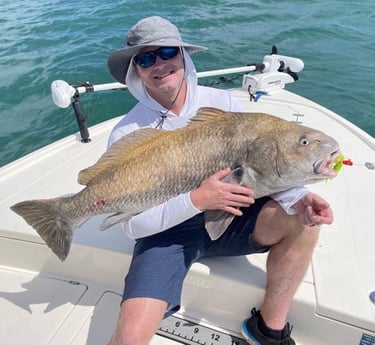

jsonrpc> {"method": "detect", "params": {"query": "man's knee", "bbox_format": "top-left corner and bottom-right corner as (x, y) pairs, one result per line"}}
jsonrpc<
(252, 200), (319, 247)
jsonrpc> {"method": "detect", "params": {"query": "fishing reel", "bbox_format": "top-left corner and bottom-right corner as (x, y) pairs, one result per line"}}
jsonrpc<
(243, 46), (304, 95)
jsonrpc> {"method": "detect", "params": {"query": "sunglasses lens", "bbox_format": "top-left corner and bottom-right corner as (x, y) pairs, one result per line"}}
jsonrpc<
(159, 47), (179, 60)
(134, 47), (179, 68)
(134, 52), (156, 68)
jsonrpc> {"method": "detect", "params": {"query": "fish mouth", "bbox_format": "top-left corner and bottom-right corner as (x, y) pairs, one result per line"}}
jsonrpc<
(313, 150), (341, 179)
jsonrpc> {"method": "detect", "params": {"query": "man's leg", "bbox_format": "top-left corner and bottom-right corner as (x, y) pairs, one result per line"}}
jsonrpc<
(108, 297), (167, 345)
(251, 200), (320, 330)
(108, 213), (208, 345)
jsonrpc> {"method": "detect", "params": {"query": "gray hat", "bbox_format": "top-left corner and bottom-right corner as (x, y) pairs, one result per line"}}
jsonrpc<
(107, 16), (207, 84)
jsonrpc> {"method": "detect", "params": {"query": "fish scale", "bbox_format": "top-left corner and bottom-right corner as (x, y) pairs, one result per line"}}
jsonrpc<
(10, 107), (341, 261)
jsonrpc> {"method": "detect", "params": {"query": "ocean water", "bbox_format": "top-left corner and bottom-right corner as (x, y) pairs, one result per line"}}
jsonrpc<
(1, 0), (374, 167)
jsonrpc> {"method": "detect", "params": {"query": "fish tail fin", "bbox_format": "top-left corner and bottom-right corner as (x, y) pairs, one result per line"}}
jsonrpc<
(10, 199), (74, 261)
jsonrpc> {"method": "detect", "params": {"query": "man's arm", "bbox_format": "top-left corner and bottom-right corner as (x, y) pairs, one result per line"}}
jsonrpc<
(124, 168), (255, 239)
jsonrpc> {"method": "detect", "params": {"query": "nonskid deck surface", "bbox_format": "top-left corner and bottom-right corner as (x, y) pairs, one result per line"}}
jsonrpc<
(0, 266), (244, 345)
(0, 88), (374, 344)
(0, 251), (264, 345)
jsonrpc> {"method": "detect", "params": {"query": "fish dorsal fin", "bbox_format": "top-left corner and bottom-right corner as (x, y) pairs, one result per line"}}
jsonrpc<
(78, 128), (163, 185)
(188, 107), (228, 127)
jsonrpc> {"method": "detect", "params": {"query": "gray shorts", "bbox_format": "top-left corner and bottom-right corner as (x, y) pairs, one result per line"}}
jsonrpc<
(123, 196), (271, 317)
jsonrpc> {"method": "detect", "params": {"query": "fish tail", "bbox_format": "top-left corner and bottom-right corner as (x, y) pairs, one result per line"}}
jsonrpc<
(10, 199), (75, 261)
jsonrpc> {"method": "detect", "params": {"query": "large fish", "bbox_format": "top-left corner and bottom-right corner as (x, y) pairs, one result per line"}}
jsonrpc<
(11, 107), (340, 261)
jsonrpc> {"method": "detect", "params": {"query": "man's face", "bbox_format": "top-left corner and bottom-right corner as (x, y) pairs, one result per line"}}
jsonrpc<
(134, 46), (185, 99)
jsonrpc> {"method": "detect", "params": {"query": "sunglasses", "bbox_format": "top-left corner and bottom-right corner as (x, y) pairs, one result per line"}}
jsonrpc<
(133, 47), (180, 68)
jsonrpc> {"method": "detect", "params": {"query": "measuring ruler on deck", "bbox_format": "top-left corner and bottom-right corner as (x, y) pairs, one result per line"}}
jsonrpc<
(157, 315), (248, 345)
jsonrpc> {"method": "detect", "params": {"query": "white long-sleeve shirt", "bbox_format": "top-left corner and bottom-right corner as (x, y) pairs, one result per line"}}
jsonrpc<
(108, 50), (308, 239)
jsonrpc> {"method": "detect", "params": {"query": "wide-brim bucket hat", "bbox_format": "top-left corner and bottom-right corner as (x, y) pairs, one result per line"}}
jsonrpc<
(107, 16), (207, 84)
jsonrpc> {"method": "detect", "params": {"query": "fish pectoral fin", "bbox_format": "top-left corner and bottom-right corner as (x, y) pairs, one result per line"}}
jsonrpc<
(205, 210), (235, 240)
(204, 166), (243, 240)
(221, 165), (245, 185)
(100, 212), (134, 231)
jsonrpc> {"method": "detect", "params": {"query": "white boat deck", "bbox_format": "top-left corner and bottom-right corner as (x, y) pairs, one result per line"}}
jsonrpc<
(0, 87), (374, 344)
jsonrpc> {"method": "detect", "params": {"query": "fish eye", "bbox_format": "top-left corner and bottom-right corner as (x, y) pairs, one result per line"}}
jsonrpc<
(299, 137), (310, 146)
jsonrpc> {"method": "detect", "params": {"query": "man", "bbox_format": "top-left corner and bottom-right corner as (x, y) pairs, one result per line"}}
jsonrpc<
(106, 16), (333, 345)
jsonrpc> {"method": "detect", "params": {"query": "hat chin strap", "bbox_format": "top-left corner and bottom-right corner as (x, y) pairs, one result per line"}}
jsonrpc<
(155, 77), (186, 129)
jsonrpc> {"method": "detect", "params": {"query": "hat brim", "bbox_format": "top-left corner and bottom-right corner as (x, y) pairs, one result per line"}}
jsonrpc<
(107, 39), (206, 84)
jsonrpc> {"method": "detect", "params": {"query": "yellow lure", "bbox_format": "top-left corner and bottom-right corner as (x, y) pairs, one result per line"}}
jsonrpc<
(330, 154), (345, 173)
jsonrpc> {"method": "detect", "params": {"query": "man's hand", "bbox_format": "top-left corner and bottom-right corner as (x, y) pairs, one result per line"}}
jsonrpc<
(293, 193), (333, 226)
(190, 167), (255, 216)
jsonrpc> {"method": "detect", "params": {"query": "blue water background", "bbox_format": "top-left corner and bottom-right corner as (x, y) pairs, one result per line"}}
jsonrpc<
(1, 0), (374, 167)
